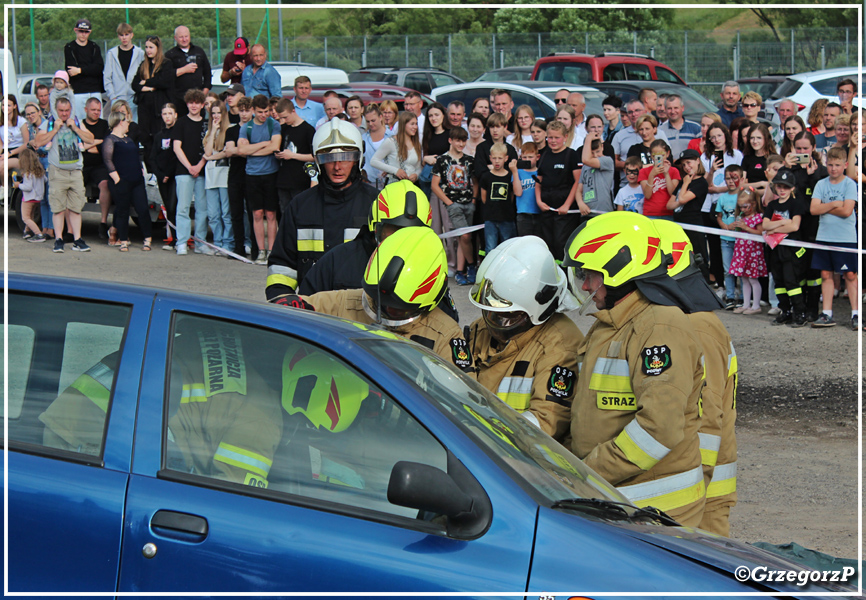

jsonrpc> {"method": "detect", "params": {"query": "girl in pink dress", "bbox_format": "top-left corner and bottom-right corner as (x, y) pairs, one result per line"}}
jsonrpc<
(730, 188), (768, 315)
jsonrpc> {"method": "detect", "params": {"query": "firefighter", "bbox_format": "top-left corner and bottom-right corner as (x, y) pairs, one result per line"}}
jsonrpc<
(466, 235), (583, 443)
(266, 117), (377, 301)
(654, 219), (737, 536)
(563, 211), (706, 527)
(283, 226), (472, 373)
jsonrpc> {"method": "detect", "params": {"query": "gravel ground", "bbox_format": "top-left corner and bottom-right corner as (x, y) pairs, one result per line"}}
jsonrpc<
(5, 210), (861, 559)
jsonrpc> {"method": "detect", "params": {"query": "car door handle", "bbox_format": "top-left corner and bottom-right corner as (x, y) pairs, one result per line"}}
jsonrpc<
(151, 510), (208, 536)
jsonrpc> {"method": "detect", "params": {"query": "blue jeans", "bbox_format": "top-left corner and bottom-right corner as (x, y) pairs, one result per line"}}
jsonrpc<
(38, 156), (52, 228)
(484, 220), (517, 253)
(206, 187), (233, 249)
(175, 174), (208, 249)
(720, 239), (739, 300)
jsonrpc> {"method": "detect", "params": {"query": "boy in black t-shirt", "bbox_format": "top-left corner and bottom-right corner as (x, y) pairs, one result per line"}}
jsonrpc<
(535, 120), (581, 261)
(172, 88), (210, 255)
(480, 143), (520, 255)
(274, 98), (316, 215)
(762, 167), (809, 327)
(224, 96), (253, 258)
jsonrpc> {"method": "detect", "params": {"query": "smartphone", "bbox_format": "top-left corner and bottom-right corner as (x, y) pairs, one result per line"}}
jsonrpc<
(516, 159), (532, 170)
(792, 153), (811, 165)
(713, 151), (724, 165)
(653, 154), (663, 167)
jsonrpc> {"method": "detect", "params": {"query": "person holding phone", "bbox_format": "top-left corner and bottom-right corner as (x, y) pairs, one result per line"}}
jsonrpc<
(638, 139), (679, 219)
(701, 123), (743, 287)
(221, 37), (250, 85)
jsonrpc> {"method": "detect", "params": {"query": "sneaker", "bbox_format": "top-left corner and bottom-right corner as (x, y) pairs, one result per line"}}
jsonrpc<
(767, 306), (781, 316)
(162, 243), (175, 251)
(850, 316), (859, 331)
(244, 244), (252, 256)
(22, 231), (34, 240)
(455, 270), (470, 286)
(254, 250), (268, 265)
(742, 307), (763, 315)
(811, 313), (836, 328)
(195, 246), (216, 256)
(771, 311), (791, 325)
(732, 306), (746, 314)
(52, 239), (64, 253)
(72, 238), (91, 252)
(466, 263), (478, 284)
(787, 313), (807, 328)
(724, 298), (736, 310)
(176, 245), (188, 256)
(27, 233), (47, 243)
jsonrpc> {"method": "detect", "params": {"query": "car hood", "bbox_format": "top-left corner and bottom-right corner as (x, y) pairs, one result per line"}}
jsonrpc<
(526, 507), (855, 596)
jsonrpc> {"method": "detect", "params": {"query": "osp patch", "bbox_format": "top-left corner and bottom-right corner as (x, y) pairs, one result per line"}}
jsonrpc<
(641, 345), (671, 376)
(548, 365), (575, 398)
(451, 338), (473, 370)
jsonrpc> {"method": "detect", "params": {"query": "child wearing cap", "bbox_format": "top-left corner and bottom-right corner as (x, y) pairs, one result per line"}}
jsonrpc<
(49, 71), (75, 123)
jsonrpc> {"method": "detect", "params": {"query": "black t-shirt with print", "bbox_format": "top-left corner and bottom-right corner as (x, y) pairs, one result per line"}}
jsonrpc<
(172, 114), (208, 176)
(480, 170), (516, 222)
(277, 120), (316, 191)
(432, 152), (475, 204)
(537, 147), (579, 208)
(763, 195), (807, 242)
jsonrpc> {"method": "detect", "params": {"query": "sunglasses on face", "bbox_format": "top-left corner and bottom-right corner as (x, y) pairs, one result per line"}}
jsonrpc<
(555, 98), (567, 104)
(742, 103), (759, 108)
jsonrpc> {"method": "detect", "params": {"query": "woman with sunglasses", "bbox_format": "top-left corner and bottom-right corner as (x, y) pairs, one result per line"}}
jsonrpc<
(741, 91), (762, 125)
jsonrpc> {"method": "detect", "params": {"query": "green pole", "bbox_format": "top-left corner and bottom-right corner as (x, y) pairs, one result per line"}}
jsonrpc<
(265, 0), (272, 58)
(215, 0), (221, 58)
(29, 1), (35, 72)
(125, 0), (129, 24)
(254, 12), (267, 46)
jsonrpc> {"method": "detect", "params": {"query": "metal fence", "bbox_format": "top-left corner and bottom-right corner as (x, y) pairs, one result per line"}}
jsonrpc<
(15, 27), (861, 92)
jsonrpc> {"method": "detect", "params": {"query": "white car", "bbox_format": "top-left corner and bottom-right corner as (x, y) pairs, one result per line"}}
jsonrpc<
(210, 62), (348, 95)
(16, 73), (53, 107)
(764, 66), (864, 125)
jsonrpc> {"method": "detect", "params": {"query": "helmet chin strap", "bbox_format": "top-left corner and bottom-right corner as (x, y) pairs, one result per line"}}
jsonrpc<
(578, 281), (603, 316)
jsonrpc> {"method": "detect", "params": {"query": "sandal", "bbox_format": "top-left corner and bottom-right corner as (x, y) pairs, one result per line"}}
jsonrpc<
(142, 238), (152, 252)
(108, 227), (120, 246)
(119, 241), (129, 252)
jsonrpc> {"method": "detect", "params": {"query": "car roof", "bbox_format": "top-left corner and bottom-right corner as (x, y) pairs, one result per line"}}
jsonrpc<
(788, 66), (864, 82)
(537, 52), (669, 65)
(434, 80), (597, 93)
(352, 66), (452, 73)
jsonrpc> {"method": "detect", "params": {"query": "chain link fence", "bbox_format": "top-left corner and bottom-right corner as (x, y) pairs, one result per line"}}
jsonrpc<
(15, 27), (860, 101)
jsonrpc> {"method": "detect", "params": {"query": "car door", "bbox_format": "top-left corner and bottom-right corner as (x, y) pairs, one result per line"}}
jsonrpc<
(404, 72), (432, 95)
(4, 284), (151, 594)
(117, 295), (536, 593)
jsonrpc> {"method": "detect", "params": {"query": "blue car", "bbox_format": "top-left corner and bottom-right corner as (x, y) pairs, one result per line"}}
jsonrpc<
(3, 273), (855, 596)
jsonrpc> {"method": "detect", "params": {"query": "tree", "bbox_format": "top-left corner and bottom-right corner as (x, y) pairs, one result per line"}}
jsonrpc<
(493, 0), (675, 34)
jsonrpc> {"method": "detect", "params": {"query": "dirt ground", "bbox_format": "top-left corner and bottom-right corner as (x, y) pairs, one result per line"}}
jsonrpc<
(4, 210), (861, 560)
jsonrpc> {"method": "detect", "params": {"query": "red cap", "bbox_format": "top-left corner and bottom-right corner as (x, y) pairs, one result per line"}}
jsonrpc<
(233, 37), (249, 56)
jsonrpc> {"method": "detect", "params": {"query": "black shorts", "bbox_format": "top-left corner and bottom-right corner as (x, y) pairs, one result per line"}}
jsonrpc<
(246, 172), (279, 213)
(811, 243), (858, 274)
(82, 164), (109, 187)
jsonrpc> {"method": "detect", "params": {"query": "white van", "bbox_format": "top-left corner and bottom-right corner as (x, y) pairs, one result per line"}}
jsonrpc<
(210, 61), (348, 94)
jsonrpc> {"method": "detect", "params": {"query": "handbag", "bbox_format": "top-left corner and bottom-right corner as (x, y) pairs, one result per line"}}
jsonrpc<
(419, 162), (434, 183)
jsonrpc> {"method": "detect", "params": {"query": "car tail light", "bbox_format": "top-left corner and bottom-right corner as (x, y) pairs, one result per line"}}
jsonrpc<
(369, 89), (382, 98)
(796, 103), (805, 112)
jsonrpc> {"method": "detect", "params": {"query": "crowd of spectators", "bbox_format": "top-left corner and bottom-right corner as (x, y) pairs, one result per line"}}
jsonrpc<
(6, 19), (862, 327)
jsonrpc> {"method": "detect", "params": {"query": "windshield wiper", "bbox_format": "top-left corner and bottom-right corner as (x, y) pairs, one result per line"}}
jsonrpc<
(551, 498), (679, 527)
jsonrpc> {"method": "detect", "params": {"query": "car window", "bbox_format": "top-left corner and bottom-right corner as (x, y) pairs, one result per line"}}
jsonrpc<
(509, 91), (549, 121)
(603, 64), (626, 82)
(623, 63), (652, 81)
(163, 313), (448, 519)
(21, 79), (31, 94)
(434, 88), (469, 109)
(655, 67), (681, 84)
(769, 78), (802, 100)
(431, 73), (460, 87)
(404, 73), (432, 95)
(812, 75), (846, 96)
(537, 63), (592, 85)
(4, 293), (131, 455)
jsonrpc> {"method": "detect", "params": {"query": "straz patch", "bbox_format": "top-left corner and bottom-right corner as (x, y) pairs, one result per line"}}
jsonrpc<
(244, 473), (269, 488)
(597, 393), (637, 410)
(198, 328), (247, 396)
(548, 365), (575, 398)
(641, 345), (671, 376)
(451, 338), (473, 369)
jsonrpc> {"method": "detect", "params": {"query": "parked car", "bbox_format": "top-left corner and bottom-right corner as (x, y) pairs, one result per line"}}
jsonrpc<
(3, 272), (856, 595)
(590, 80), (719, 124)
(431, 81), (605, 121)
(283, 83), (434, 112)
(349, 67), (464, 95)
(1, 49), (19, 100)
(474, 66), (534, 82)
(16, 73), (52, 107)
(531, 52), (686, 86)
(736, 75), (790, 120)
(210, 63), (348, 96)
(764, 66), (866, 125)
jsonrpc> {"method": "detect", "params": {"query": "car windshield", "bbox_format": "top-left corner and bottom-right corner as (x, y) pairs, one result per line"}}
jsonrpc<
(356, 338), (627, 505)
(540, 89), (606, 117)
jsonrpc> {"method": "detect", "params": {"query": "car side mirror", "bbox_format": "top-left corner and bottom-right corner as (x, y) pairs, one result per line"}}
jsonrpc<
(388, 461), (473, 518)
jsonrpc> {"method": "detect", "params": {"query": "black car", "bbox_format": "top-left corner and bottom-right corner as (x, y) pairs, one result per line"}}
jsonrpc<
(474, 66), (534, 82)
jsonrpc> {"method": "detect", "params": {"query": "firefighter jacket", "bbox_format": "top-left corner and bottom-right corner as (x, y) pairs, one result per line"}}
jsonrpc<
(571, 290), (705, 526)
(304, 289), (472, 372)
(168, 326), (283, 487)
(468, 313), (582, 443)
(39, 351), (121, 455)
(266, 179), (377, 300)
(690, 312), (738, 536)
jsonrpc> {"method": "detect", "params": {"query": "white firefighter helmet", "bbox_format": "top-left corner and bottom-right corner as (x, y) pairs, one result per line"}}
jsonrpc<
(312, 116), (364, 168)
(469, 235), (575, 329)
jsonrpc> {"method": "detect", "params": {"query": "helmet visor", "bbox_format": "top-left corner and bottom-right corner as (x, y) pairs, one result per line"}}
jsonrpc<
(567, 266), (603, 316)
(469, 278), (513, 311)
(316, 150), (361, 164)
(362, 292), (424, 328)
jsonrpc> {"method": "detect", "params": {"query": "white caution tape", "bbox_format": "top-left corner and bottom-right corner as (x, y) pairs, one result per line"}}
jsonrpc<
(161, 206), (254, 264)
